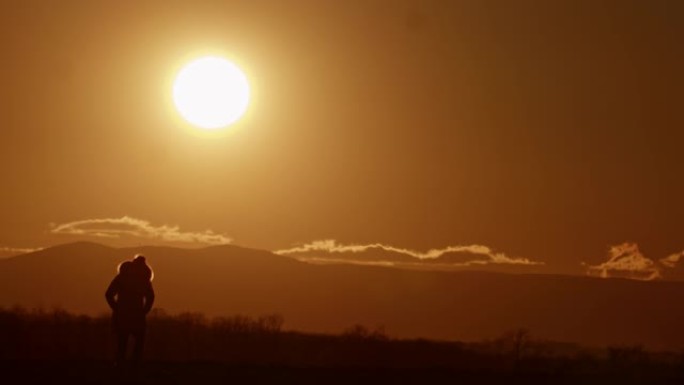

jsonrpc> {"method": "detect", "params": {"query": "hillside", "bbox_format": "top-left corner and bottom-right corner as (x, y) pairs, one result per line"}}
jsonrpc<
(1, 242), (683, 350)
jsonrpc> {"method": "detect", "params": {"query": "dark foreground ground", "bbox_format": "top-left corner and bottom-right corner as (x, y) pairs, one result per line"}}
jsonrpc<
(2, 360), (684, 385)
(3, 309), (684, 384)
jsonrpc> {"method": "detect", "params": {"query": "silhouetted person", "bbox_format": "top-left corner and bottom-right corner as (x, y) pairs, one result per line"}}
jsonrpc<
(105, 255), (155, 367)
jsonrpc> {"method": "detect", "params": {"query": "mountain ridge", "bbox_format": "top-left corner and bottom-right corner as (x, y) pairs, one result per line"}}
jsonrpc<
(2, 242), (684, 350)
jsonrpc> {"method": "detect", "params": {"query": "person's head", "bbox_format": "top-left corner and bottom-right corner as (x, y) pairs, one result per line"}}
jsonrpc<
(117, 261), (132, 275)
(132, 254), (154, 282)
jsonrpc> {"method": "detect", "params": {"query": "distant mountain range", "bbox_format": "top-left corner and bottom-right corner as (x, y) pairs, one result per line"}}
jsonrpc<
(1, 242), (683, 350)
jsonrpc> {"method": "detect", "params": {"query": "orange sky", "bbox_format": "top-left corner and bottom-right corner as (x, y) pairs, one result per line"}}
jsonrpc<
(1, 0), (682, 276)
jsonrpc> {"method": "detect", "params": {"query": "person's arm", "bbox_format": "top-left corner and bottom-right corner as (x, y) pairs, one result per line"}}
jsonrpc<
(143, 281), (155, 314)
(105, 276), (119, 310)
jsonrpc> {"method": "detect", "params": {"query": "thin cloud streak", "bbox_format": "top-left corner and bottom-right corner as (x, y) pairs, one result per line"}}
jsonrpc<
(298, 256), (398, 268)
(275, 240), (543, 267)
(0, 246), (43, 257)
(51, 216), (231, 245)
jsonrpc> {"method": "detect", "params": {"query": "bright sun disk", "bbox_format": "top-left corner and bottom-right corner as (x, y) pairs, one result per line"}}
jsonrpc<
(173, 56), (250, 130)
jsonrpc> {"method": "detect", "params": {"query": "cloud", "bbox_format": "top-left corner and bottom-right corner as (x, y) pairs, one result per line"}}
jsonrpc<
(274, 240), (542, 268)
(660, 251), (684, 268)
(584, 243), (684, 281)
(293, 256), (398, 268)
(0, 246), (42, 257)
(51, 216), (231, 245)
(585, 243), (660, 280)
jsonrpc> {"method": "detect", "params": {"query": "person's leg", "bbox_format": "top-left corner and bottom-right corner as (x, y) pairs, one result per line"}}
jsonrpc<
(132, 329), (145, 364)
(116, 333), (128, 366)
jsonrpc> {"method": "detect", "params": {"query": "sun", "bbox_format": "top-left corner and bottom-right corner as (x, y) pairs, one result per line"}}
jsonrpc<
(173, 56), (250, 130)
